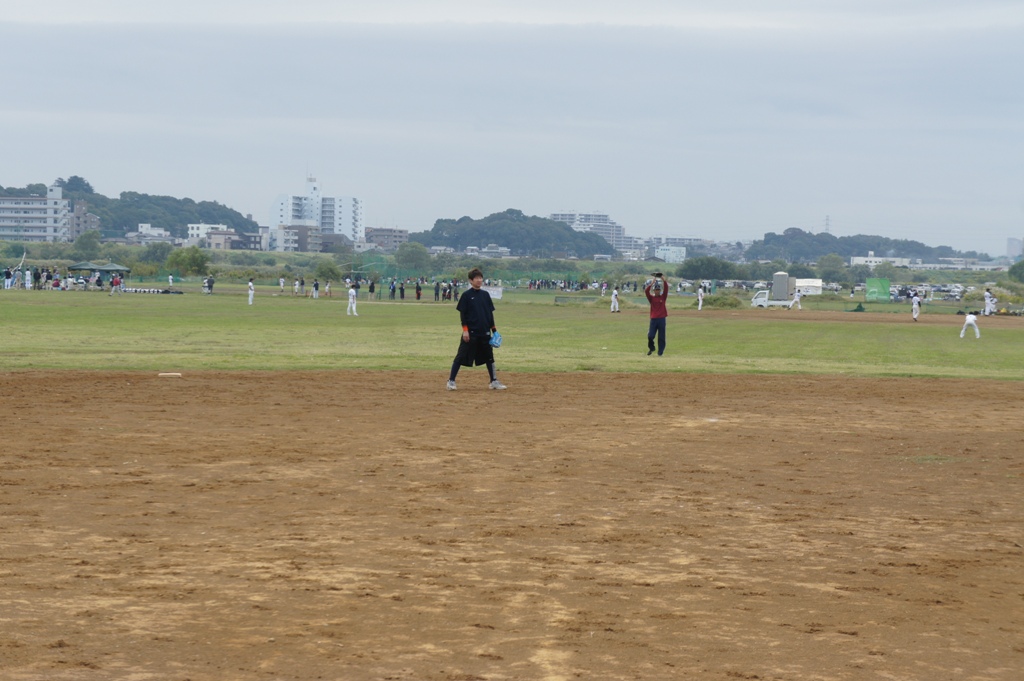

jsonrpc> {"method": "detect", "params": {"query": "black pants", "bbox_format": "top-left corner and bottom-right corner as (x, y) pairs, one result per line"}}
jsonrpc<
(647, 318), (666, 355)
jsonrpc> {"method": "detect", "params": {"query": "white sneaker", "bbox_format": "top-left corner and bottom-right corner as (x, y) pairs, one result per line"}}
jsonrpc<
(446, 380), (457, 391)
(489, 380), (507, 390)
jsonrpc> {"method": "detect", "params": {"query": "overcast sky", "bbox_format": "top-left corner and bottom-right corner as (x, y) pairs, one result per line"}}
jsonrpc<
(3, 1), (1022, 256)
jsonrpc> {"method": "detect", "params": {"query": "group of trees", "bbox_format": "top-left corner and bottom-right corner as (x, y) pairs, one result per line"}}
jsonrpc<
(409, 209), (613, 258)
(3, 176), (258, 240)
(744, 228), (989, 263)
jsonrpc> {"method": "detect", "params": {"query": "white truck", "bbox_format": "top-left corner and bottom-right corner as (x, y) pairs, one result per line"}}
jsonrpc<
(750, 290), (792, 308)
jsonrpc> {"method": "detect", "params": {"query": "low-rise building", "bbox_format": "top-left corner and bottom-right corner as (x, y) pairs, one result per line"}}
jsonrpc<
(364, 227), (409, 252)
(849, 251), (912, 268)
(478, 243), (512, 258)
(654, 246), (687, 263)
(67, 200), (101, 240)
(188, 223), (227, 241)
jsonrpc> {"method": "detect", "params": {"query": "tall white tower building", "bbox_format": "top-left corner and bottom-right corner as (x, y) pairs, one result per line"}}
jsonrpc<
(269, 176), (362, 242)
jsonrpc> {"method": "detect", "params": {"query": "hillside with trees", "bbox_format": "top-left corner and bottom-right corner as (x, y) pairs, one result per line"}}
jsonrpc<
(1, 176), (257, 239)
(744, 228), (989, 262)
(409, 209), (613, 258)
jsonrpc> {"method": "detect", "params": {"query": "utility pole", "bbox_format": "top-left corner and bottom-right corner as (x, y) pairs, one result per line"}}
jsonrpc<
(825, 215), (831, 234)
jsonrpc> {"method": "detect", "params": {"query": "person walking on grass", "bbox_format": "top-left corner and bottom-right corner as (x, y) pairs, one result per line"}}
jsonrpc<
(610, 286), (620, 313)
(447, 267), (505, 391)
(912, 292), (921, 321)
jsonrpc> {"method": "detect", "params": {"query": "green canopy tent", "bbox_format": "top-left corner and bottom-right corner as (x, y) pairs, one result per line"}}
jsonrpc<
(67, 261), (100, 271)
(93, 262), (131, 273)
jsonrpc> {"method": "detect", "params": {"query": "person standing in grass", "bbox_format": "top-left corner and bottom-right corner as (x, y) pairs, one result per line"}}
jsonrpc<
(248, 278), (255, 305)
(912, 292), (921, 321)
(697, 284), (704, 311)
(610, 286), (620, 313)
(347, 283), (359, 316)
(960, 312), (980, 339)
(645, 273), (669, 356)
(447, 267), (505, 391)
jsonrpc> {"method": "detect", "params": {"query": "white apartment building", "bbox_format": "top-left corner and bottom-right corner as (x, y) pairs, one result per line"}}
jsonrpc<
(187, 223), (227, 241)
(260, 225), (299, 252)
(549, 211), (645, 254)
(654, 246), (687, 264)
(269, 176), (363, 242)
(138, 223), (172, 238)
(0, 185), (69, 242)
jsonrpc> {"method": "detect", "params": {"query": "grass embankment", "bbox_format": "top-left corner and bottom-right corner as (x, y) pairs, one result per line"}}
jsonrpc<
(1, 285), (1020, 379)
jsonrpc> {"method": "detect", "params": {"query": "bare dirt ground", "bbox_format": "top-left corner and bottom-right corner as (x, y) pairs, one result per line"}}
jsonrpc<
(1, 370), (1021, 681)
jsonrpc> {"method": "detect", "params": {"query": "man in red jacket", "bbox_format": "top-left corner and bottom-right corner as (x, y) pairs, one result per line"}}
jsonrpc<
(645, 273), (669, 356)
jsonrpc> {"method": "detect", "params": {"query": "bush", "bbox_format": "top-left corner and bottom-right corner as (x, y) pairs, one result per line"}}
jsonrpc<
(698, 294), (743, 309)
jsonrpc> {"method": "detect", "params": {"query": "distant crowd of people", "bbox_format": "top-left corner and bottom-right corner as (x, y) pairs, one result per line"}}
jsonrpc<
(2, 266), (130, 292)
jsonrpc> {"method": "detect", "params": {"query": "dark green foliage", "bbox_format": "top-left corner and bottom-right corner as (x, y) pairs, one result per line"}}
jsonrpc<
(676, 256), (737, 280)
(70, 230), (102, 260)
(166, 245), (211, 276)
(0, 182), (48, 197)
(745, 227), (988, 262)
(408, 209), (613, 258)
(81, 191), (258, 239)
(9, 176), (259, 239)
(139, 242), (174, 263)
(56, 176), (94, 193)
(1008, 259), (1024, 283)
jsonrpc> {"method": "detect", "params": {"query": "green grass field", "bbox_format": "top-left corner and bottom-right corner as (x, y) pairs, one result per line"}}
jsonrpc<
(1, 284), (1020, 379)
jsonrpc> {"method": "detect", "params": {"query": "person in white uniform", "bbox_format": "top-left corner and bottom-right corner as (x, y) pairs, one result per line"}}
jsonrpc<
(247, 278), (255, 305)
(983, 289), (993, 315)
(788, 289), (802, 310)
(347, 283), (358, 316)
(960, 313), (979, 339)
(911, 293), (921, 321)
(697, 285), (704, 311)
(610, 286), (620, 313)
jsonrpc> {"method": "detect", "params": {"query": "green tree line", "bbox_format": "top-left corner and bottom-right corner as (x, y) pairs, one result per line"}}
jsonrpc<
(744, 227), (989, 263)
(409, 209), (613, 258)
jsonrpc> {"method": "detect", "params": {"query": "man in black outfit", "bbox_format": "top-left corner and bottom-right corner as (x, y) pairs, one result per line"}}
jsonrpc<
(447, 268), (506, 391)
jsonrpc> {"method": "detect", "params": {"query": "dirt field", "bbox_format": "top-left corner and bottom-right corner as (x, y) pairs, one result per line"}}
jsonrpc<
(1, 370), (1021, 681)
